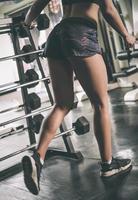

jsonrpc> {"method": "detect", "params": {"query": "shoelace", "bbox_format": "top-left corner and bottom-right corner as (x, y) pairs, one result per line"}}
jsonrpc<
(112, 158), (122, 168)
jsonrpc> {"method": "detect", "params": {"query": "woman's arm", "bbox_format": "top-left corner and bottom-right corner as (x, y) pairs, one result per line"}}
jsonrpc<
(25, 0), (51, 26)
(100, 0), (135, 46)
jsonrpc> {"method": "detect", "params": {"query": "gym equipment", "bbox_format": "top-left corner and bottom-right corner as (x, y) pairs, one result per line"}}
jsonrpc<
(0, 76), (50, 95)
(25, 69), (39, 88)
(123, 0), (138, 102)
(0, 93), (41, 114)
(0, 105), (53, 127)
(0, 116), (43, 139)
(0, 19), (84, 181)
(32, 114), (44, 134)
(117, 49), (138, 60)
(54, 116), (90, 138)
(117, 51), (130, 60)
(0, 115), (89, 139)
(0, 45), (43, 63)
(16, 24), (28, 38)
(0, 69), (40, 95)
(131, 50), (138, 58)
(115, 48), (138, 101)
(0, 125), (27, 139)
(73, 116), (89, 135)
(113, 65), (138, 78)
(0, 116), (89, 161)
(114, 49), (138, 78)
(15, 14), (50, 38)
(22, 45), (38, 63)
(0, 143), (37, 162)
(37, 14), (50, 31)
(28, 93), (41, 110)
(0, 115), (44, 139)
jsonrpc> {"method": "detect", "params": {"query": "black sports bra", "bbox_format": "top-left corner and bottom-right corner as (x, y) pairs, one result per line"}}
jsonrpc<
(62, 0), (101, 5)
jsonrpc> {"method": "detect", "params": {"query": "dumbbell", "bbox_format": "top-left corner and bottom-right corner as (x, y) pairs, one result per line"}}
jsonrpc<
(72, 116), (90, 135)
(21, 45), (44, 63)
(32, 115), (89, 136)
(21, 45), (38, 63)
(25, 69), (39, 87)
(15, 14), (50, 38)
(27, 93), (41, 110)
(18, 93), (41, 111)
(36, 14), (50, 31)
(32, 114), (44, 134)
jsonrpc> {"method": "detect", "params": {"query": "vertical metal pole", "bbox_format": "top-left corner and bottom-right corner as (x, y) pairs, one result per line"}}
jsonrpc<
(11, 25), (36, 145)
(25, 28), (54, 105)
(60, 121), (76, 153)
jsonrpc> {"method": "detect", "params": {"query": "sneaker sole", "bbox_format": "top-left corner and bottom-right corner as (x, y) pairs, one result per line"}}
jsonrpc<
(22, 156), (39, 195)
(100, 161), (132, 178)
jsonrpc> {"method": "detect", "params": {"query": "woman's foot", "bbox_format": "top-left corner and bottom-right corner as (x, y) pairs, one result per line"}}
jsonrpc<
(100, 157), (132, 178)
(22, 151), (43, 195)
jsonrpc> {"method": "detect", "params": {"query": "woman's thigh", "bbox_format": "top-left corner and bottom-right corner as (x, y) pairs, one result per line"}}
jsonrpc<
(69, 54), (109, 105)
(48, 58), (74, 108)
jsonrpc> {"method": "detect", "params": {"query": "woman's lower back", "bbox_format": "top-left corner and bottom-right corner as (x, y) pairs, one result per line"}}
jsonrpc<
(63, 3), (100, 23)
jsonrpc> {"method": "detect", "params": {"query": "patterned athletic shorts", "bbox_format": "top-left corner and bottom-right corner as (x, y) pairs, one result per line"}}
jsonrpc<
(43, 17), (102, 59)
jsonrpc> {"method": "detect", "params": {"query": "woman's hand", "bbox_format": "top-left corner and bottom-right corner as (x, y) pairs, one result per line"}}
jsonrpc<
(124, 34), (136, 48)
(22, 21), (37, 29)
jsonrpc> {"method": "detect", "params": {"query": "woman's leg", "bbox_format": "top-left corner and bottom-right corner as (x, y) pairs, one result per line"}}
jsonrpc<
(37, 58), (74, 160)
(22, 57), (74, 195)
(69, 54), (112, 162)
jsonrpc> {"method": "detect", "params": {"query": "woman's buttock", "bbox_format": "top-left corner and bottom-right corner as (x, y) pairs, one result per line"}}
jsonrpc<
(43, 16), (102, 59)
(42, 2), (101, 59)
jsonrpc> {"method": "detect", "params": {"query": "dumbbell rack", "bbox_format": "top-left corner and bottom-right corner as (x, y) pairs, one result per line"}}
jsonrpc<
(0, 19), (83, 181)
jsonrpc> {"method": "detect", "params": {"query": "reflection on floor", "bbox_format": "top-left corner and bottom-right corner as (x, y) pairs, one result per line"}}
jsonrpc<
(0, 88), (138, 200)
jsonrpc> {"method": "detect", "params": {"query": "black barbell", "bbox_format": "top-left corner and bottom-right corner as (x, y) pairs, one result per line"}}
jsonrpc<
(0, 114), (44, 139)
(6, 69), (40, 89)
(117, 50), (138, 60)
(0, 116), (89, 161)
(0, 105), (53, 128)
(33, 115), (90, 136)
(0, 44), (43, 63)
(0, 125), (27, 139)
(0, 76), (50, 95)
(0, 93), (41, 114)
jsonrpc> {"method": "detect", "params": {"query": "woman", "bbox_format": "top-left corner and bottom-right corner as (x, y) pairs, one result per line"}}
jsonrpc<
(22, 0), (135, 195)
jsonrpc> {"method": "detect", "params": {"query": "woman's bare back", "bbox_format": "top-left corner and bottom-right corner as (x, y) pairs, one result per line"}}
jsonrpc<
(63, 3), (100, 23)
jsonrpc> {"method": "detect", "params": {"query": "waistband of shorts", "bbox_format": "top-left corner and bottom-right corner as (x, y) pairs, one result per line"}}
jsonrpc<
(60, 17), (97, 29)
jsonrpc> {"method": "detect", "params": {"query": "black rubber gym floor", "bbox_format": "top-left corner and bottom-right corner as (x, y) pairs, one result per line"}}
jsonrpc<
(0, 88), (138, 200)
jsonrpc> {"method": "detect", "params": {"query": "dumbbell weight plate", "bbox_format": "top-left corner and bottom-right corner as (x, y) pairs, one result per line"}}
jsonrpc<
(73, 116), (90, 135)
(17, 25), (28, 38)
(32, 114), (44, 134)
(28, 93), (41, 111)
(22, 45), (37, 63)
(37, 14), (50, 31)
(25, 69), (39, 88)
